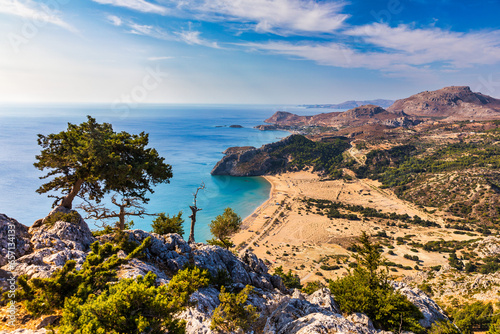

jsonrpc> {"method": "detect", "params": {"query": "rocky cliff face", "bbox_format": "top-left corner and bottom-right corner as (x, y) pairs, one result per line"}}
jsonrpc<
(0, 212), (448, 333)
(387, 86), (500, 120)
(211, 135), (304, 176)
(263, 105), (418, 129)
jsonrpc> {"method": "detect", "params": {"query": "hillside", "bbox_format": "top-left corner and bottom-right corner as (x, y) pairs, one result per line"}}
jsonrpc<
(387, 86), (500, 120)
(303, 99), (395, 109)
(264, 105), (418, 130)
(0, 211), (447, 333)
(263, 86), (500, 135)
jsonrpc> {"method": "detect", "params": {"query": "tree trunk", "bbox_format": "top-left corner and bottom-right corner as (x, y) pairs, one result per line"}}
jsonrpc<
(188, 205), (199, 244)
(60, 179), (84, 209)
(118, 205), (126, 230)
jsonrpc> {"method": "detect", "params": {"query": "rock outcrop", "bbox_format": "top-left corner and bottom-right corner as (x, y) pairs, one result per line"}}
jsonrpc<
(0, 214), (31, 267)
(387, 86), (500, 121)
(1, 212), (449, 333)
(392, 282), (448, 328)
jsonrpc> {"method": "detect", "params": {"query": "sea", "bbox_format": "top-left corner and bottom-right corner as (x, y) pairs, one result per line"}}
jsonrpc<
(0, 104), (323, 242)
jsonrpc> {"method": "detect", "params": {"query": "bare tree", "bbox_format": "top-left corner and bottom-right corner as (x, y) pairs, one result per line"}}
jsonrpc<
(79, 194), (154, 230)
(188, 182), (205, 244)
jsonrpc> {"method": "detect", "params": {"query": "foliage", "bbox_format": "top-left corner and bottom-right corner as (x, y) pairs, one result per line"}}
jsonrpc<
(43, 210), (81, 227)
(356, 139), (500, 224)
(151, 211), (185, 237)
(273, 266), (302, 290)
(301, 197), (438, 227)
(429, 321), (461, 334)
(268, 135), (351, 175)
(301, 281), (325, 295)
(448, 252), (464, 270)
(450, 301), (495, 334)
(211, 269), (233, 290)
(209, 207), (242, 249)
(34, 115), (172, 208)
(210, 285), (259, 333)
(14, 237), (151, 316)
(59, 267), (210, 334)
(329, 232), (424, 333)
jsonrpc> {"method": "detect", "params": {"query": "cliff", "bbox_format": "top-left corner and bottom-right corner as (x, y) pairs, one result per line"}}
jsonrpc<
(387, 86), (500, 120)
(0, 211), (448, 334)
(211, 135), (300, 176)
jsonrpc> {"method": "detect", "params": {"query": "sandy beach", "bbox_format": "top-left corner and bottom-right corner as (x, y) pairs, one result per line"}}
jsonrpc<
(232, 170), (478, 283)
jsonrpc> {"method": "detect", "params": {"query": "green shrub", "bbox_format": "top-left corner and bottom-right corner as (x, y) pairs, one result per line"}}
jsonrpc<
(210, 285), (258, 333)
(44, 211), (81, 227)
(429, 321), (461, 334)
(59, 267), (210, 334)
(151, 212), (184, 237)
(301, 281), (324, 295)
(273, 266), (301, 289)
(14, 237), (151, 316)
(329, 232), (424, 333)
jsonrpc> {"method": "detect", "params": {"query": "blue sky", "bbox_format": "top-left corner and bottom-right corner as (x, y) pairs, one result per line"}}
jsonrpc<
(1, 0), (500, 104)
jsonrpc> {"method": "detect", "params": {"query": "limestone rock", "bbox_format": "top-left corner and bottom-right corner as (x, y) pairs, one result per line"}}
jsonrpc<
(30, 206), (94, 251)
(473, 236), (500, 257)
(392, 281), (448, 328)
(117, 258), (169, 284)
(0, 214), (31, 267)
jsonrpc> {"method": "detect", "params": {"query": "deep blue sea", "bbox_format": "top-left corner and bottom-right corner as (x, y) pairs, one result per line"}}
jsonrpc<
(0, 104), (322, 242)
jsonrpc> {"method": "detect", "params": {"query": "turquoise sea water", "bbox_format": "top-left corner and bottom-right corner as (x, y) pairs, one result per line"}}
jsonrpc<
(0, 104), (319, 242)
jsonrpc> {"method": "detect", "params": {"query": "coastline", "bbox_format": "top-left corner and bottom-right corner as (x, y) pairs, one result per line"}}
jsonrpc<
(241, 175), (277, 229)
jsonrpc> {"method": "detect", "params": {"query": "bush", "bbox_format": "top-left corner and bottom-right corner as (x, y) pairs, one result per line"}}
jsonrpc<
(273, 266), (301, 289)
(429, 321), (461, 334)
(301, 281), (324, 295)
(209, 208), (242, 249)
(14, 237), (151, 316)
(151, 212), (184, 237)
(210, 285), (258, 333)
(59, 267), (210, 334)
(329, 232), (423, 333)
(44, 211), (81, 227)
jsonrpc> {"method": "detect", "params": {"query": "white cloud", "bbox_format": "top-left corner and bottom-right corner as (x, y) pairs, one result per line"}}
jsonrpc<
(107, 14), (122, 26)
(176, 0), (348, 35)
(241, 24), (500, 75)
(92, 0), (168, 15)
(0, 0), (76, 32)
(346, 23), (500, 68)
(175, 30), (220, 48)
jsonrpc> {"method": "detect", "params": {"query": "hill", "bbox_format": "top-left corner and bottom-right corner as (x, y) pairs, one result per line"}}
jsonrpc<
(262, 87), (500, 135)
(303, 99), (395, 109)
(264, 105), (418, 130)
(387, 86), (500, 120)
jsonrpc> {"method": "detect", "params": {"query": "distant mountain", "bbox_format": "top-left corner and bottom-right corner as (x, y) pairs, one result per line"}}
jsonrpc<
(387, 86), (500, 120)
(264, 105), (417, 129)
(303, 99), (395, 109)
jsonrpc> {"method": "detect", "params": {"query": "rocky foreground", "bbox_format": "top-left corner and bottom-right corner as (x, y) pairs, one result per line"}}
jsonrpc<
(0, 211), (448, 333)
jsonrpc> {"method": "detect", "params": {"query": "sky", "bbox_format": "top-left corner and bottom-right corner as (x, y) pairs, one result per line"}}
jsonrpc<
(1, 0), (500, 104)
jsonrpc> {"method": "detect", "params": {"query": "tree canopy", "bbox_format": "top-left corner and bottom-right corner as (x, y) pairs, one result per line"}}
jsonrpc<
(208, 207), (242, 249)
(151, 211), (185, 237)
(329, 232), (424, 333)
(34, 116), (172, 209)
